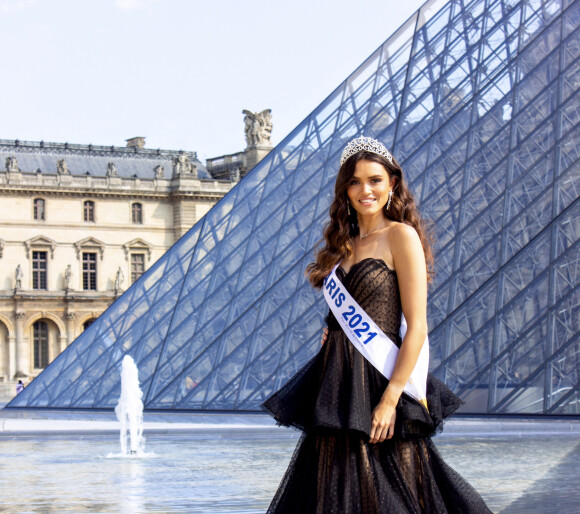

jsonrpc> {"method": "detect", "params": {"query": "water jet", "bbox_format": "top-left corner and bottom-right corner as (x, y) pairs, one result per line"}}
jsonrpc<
(114, 355), (145, 456)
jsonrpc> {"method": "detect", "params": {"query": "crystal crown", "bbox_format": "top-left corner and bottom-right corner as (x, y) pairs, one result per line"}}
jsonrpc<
(340, 136), (393, 165)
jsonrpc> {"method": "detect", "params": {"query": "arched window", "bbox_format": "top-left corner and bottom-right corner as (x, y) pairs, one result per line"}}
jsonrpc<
(132, 203), (143, 224)
(83, 200), (95, 222)
(83, 319), (96, 331)
(33, 198), (45, 220)
(33, 320), (49, 369)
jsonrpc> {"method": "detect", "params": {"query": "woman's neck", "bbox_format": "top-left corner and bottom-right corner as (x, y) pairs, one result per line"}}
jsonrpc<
(357, 214), (388, 238)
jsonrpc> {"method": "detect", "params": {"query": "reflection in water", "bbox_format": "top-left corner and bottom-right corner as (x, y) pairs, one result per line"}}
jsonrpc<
(0, 430), (578, 513)
(120, 458), (146, 514)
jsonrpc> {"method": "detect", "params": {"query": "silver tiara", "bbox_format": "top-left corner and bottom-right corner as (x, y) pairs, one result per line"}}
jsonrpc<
(340, 136), (393, 165)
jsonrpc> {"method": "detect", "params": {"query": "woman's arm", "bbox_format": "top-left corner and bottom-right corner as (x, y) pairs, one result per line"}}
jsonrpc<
(369, 223), (428, 443)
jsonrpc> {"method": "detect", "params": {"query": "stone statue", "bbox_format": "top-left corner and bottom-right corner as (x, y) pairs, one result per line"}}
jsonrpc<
(57, 158), (70, 175)
(5, 156), (19, 172)
(154, 165), (165, 179)
(172, 153), (197, 178)
(230, 168), (240, 182)
(106, 162), (118, 177)
(15, 265), (23, 289)
(243, 109), (273, 147)
(115, 266), (124, 291)
(64, 264), (72, 291)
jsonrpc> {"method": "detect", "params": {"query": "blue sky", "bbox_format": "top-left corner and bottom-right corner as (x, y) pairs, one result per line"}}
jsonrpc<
(1, 0), (425, 160)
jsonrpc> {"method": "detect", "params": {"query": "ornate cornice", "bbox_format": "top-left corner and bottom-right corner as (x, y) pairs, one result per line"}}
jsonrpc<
(0, 178), (234, 201)
(0, 138), (198, 160)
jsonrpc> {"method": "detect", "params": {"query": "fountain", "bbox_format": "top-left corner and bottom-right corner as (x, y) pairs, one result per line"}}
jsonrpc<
(114, 355), (145, 456)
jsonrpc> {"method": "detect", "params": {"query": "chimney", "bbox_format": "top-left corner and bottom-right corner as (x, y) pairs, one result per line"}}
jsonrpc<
(126, 137), (146, 149)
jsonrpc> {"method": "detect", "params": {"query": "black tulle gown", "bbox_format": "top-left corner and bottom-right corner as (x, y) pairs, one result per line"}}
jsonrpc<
(262, 258), (492, 513)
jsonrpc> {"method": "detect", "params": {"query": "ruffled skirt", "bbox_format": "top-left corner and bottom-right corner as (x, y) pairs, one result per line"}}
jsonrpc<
(262, 330), (492, 513)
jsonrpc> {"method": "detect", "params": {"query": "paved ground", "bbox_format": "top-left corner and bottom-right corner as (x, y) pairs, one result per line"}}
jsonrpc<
(1, 405), (579, 437)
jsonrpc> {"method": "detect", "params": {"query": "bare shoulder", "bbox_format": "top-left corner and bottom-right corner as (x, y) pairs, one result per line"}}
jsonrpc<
(387, 221), (420, 246)
(388, 222), (425, 272)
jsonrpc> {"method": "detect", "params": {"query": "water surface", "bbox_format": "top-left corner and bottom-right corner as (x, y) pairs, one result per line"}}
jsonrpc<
(1, 428), (578, 513)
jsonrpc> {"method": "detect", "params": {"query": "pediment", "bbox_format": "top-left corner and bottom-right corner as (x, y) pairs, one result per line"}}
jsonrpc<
(24, 235), (57, 259)
(123, 238), (153, 261)
(74, 237), (106, 260)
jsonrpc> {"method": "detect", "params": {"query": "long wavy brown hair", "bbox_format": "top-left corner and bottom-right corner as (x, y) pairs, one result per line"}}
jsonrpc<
(306, 150), (434, 288)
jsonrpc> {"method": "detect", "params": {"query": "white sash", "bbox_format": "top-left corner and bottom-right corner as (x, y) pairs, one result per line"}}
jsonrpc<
(323, 264), (429, 407)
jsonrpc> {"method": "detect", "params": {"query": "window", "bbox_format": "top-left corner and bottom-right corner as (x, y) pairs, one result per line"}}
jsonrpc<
(33, 321), (49, 369)
(33, 198), (45, 220)
(132, 203), (143, 224)
(83, 200), (95, 222)
(32, 251), (47, 290)
(83, 319), (95, 331)
(131, 254), (145, 283)
(82, 253), (97, 290)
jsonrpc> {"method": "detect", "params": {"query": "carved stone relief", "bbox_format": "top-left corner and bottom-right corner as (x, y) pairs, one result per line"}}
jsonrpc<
(106, 162), (119, 177)
(242, 109), (273, 147)
(57, 159), (70, 175)
(173, 153), (197, 178)
(154, 165), (165, 178)
(5, 156), (19, 172)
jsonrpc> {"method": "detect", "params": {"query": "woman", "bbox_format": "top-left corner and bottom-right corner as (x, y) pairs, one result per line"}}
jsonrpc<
(262, 136), (492, 513)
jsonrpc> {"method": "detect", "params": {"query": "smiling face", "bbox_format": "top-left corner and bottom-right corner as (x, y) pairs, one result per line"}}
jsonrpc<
(346, 159), (395, 218)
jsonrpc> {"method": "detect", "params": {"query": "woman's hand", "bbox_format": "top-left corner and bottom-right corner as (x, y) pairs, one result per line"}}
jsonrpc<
(369, 400), (397, 443)
(320, 327), (329, 345)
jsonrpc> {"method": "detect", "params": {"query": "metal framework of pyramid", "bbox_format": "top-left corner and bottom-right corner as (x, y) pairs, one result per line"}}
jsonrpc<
(9, 0), (579, 414)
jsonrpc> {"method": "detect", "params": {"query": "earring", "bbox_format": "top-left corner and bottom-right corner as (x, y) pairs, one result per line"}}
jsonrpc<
(386, 190), (393, 211)
(347, 201), (351, 217)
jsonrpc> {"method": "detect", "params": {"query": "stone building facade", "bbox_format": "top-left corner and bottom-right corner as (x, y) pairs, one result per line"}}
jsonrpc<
(0, 138), (235, 390)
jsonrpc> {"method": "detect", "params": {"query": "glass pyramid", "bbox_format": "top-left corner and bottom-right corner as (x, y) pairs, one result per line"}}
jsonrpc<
(9, 0), (579, 414)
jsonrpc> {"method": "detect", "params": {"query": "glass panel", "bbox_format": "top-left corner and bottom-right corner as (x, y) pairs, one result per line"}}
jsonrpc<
(497, 369), (546, 414)
(559, 89), (580, 138)
(499, 230), (551, 305)
(447, 281), (497, 354)
(444, 323), (493, 394)
(497, 273), (549, 354)
(495, 316), (548, 401)
(505, 151), (554, 223)
(503, 185), (553, 262)
(551, 288), (580, 353)
(452, 238), (500, 310)
(552, 244), (580, 306)
(455, 369), (491, 414)
(548, 335), (580, 412)
(553, 200), (580, 259)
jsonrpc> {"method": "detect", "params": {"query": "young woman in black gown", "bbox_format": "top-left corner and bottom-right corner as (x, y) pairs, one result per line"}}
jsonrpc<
(263, 136), (492, 513)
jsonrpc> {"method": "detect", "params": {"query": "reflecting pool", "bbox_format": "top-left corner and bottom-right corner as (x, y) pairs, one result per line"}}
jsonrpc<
(1, 423), (579, 513)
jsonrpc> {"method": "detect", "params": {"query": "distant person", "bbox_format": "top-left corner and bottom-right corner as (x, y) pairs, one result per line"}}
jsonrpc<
(16, 380), (24, 394)
(262, 136), (491, 513)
